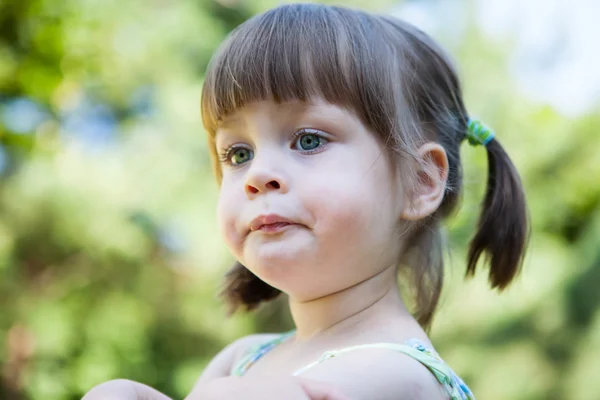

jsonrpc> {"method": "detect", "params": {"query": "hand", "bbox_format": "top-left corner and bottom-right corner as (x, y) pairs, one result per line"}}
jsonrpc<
(185, 376), (350, 400)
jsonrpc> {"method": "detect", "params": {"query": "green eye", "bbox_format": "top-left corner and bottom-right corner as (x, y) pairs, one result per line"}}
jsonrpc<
(296, 129), (331, 152)
(293, 129), (328, 152)
(231, 148), (253, 165)
(299, 134), (320, 151)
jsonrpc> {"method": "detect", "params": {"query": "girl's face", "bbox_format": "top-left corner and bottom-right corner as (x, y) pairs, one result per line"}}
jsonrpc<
(215, 99), (408, 300)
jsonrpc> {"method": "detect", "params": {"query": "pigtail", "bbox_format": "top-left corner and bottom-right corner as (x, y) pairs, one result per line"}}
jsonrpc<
(220, 262), (282, 315)
(466, 139), (530, 289)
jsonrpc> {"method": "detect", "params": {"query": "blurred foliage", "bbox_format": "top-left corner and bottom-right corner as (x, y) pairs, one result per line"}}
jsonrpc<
(0, 0), (599, 399)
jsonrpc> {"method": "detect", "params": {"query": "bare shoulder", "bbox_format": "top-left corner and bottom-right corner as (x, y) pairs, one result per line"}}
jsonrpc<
(191, 333), (280, 389)
(298, 347), (449, 400)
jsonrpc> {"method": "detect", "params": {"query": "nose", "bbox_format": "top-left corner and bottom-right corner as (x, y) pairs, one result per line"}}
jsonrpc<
(244, 157), (288, 198)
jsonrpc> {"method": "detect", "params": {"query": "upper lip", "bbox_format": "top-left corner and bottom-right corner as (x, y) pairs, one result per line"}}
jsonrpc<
(249, 214), (297, 232)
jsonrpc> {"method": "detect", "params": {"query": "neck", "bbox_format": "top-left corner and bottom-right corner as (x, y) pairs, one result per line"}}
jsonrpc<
(288, 265), (410, 341)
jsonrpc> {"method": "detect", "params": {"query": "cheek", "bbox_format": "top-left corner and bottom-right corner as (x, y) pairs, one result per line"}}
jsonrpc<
(308, 184), (384, 246)
(304, 157), (398, 255)
(216, 184), (243, 256)
(311, 152), (397, 221)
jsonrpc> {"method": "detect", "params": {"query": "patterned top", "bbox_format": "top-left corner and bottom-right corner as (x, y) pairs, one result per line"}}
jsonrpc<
(231, 331), (475, 400)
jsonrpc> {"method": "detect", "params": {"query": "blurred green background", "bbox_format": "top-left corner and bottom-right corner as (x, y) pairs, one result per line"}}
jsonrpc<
(1, 0), (599, 399)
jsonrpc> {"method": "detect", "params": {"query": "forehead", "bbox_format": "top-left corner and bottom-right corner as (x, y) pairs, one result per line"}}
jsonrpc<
(215, 99), (357, 134)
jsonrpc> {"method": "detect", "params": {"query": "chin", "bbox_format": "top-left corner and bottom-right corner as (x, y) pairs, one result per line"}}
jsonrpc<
(245, 252), (308, 288)
(248, 255), (301, 280)
(244, 230), (312, 265)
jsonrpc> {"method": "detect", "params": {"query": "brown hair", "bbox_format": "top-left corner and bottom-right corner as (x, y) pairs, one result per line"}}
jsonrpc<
(201, 3), (529, 329)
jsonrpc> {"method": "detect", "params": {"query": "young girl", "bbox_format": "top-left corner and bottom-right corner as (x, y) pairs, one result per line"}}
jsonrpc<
(84, 3), (528, 400)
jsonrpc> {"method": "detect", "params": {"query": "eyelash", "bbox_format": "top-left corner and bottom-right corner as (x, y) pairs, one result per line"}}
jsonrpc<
(218, 128), (329, 167)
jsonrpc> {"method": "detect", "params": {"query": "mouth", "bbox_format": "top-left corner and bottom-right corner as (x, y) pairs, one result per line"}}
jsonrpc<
(249, 214), (300, 234)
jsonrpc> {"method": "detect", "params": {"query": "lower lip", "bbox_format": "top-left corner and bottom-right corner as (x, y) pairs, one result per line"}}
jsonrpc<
(256, 222), (297, 233)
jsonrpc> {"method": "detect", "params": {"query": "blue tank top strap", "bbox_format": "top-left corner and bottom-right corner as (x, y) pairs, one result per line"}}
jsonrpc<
(401, 339), (475, 400)
(230, 330), (295, 376)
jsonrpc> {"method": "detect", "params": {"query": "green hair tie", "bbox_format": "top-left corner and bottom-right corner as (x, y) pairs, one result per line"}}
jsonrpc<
(466, 118), (495, 146)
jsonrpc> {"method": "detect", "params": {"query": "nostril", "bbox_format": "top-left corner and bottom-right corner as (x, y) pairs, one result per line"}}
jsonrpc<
(268, 181), (280, 189)
(247, 180), (281, 194)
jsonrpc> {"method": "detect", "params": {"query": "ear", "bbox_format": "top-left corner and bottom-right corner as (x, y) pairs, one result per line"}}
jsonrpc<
(401, 142), (449, 221)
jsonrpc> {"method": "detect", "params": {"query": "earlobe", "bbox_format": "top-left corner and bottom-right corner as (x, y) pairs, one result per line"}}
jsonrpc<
(401, 142), (449, 221)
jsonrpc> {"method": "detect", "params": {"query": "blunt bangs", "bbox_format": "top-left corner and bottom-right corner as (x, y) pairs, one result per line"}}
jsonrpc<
(201, 4), (404, 140)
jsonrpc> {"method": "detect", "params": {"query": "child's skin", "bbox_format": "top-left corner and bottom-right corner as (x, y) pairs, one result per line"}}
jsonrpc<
(83, 98), (449, 399)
